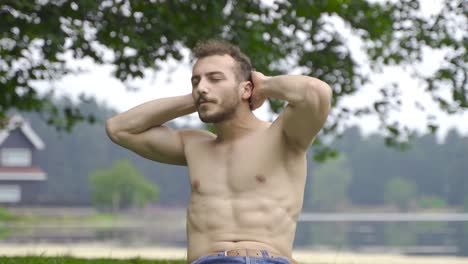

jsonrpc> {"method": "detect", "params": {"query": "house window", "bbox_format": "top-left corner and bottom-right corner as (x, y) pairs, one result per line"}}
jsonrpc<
(0, 185), (21, 203)
(1, 148), (32, 166)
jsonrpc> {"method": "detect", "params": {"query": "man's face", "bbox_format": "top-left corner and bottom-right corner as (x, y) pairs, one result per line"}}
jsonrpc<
(191, 55), (243, 123)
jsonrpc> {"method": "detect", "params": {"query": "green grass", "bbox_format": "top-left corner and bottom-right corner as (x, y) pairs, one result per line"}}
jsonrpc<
(0, 207), (22, 222)
(1, 209), (121, 226)
(0, 257), (187, 264)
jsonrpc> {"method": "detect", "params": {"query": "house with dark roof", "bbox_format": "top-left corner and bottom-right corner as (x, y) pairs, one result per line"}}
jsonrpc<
(0, 114), (47, 206)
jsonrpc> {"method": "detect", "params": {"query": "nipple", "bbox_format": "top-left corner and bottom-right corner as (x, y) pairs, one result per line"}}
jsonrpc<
(256, 174), (266, 183)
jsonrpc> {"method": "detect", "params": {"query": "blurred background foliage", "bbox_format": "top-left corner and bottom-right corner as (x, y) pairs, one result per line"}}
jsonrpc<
(88, 159), (159, 212)
(1, 0), (467, 160)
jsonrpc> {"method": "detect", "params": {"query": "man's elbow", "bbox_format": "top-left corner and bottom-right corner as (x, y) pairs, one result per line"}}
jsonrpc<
(105, 117), (120, 143)
(305, 78), (333, 108)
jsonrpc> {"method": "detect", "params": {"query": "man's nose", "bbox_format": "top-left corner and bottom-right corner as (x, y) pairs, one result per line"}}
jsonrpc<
(197, 79), (209, 94)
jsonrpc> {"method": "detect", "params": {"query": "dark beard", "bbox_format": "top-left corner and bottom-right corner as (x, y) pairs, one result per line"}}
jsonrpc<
(198, 103), (237, 123)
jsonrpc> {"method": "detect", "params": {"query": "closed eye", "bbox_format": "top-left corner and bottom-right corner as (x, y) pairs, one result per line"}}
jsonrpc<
(207, 72), (225, 81)
(191, 80), (200, 87)
(191, 76), (200, 86)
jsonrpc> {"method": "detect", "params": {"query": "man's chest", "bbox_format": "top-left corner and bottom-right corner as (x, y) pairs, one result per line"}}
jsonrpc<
(184, 136), (292, 195)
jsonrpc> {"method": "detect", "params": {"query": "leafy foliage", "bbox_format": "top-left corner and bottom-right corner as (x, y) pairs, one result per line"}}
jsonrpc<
(88, 159), (159, 211)
(1, 0), (466, 156)
(418, 195), (447, 209)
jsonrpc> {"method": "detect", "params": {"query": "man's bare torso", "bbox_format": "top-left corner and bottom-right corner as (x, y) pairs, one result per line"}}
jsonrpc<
(183, 121), (307, 262)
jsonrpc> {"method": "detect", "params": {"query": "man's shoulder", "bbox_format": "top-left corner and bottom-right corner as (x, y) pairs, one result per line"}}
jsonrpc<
(179, 128), (216, 143)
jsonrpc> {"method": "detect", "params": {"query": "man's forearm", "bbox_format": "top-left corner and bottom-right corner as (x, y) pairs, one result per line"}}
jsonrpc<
(106, 94), (196, 135)
(261, 75), (330, 105)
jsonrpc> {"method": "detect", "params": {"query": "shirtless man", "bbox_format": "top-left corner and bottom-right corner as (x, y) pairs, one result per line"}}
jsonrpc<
(106, 40), (332, 264)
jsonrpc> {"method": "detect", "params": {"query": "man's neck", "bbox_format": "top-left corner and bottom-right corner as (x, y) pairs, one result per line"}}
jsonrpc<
(213, 106), (267, 142)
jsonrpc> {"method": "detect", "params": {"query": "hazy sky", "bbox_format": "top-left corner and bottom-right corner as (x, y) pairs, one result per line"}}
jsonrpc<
(32, 0), (468, 142)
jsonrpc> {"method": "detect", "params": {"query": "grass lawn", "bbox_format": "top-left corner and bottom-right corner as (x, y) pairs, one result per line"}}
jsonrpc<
(0, 256), (187, 264)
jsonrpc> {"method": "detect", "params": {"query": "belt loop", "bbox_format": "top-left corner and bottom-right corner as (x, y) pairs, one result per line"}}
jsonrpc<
(260, 250), (269, 258)
(217, 250), (227, 256)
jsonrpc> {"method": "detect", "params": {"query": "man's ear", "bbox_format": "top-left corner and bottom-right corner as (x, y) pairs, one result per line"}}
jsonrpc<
(241, 81), (253, 100)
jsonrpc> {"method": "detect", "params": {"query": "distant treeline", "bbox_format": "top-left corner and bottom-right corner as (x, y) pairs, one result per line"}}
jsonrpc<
(19, 97), (468, 210)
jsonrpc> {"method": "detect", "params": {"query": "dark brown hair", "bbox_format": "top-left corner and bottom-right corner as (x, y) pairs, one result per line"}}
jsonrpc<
(192, 39), (253, 82)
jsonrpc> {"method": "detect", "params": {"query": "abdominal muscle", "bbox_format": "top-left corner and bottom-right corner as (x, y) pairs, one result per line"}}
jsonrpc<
(186, 192), (298, 263)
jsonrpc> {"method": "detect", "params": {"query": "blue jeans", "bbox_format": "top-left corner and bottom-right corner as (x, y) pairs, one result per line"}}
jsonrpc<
(190, 250), (292, 264)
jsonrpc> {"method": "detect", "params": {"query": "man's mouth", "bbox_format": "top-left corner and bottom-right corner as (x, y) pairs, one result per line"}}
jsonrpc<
(198, 98), (211, 106)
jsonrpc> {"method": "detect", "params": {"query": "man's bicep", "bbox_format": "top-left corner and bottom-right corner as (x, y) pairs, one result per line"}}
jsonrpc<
(109, 125), (189, 166)
(276, 87), (332, 152)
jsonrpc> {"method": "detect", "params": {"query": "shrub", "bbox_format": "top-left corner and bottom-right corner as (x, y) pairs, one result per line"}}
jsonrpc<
(88, 159), (159, 212)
